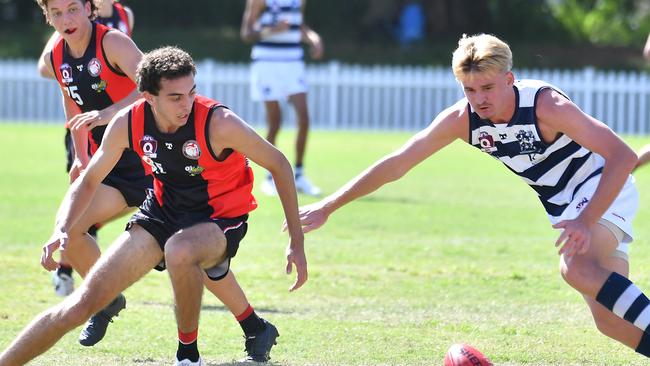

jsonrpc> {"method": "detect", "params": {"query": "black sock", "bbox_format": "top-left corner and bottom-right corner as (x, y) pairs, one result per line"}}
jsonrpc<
(596, 272), (650, 332)
(57, 265), (72, 277)
(294, 164), (303, 178)
(176, 340), (199, 362)
(237, 305), (265, 336)
(636, 332), (650, 358)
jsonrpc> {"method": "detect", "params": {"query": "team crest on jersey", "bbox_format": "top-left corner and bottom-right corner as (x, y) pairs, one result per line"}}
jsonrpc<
(91, 80), (107, 93)
(477, 131), (497, 153)
(140, 135), (158, 158)
(185, 165), (205, 176)
(516, 129), (541, 154)
(182, 140), (201, 160)
(87, 58), (102, 77)
(60, 63), (73, 84)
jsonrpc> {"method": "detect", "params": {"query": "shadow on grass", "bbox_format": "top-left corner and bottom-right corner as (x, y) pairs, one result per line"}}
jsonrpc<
(140, 301), (290, 315)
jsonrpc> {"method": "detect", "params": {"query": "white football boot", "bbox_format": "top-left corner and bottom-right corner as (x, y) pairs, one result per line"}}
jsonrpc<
(175, 357), (204, 366)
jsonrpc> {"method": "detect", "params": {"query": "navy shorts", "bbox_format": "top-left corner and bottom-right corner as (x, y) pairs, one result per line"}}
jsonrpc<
(126, 197), (248, 281)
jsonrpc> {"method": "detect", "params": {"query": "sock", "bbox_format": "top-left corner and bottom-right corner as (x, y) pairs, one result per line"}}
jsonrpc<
(176, 328), (199, 362)
(57, 264), (72, 277)
(236, 305), (265, 337)
(294, 164), (303, 178)
(596, 272), (650, 332)
(636, 332), (650, 357)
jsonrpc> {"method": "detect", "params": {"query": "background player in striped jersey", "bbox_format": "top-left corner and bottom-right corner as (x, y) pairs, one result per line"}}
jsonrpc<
(294, 33), (650, 359)
(37, 0), (134, 297)
(34, 0), (284, 359)
(0, 45), (306, 366)
(241, 0), (323, 196)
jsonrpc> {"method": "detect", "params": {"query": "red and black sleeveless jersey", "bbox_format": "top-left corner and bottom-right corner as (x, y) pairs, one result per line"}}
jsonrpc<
(128, 95), (258, 219)
(51, 22), (144, 179)
(96, 3), (132, 37)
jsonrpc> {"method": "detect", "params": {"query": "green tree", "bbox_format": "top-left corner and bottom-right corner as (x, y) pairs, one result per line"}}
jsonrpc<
(548, 0), (650, 45)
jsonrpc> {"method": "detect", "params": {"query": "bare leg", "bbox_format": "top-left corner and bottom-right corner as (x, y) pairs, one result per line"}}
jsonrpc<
(289, 92), (309, 167)
(264, 101), (282, 146)
(165, 222), (228, 333)
(203, 270), (249, 317)
(0, 225), (162, 365)
(560, 223), (643, 349)
(64, 184), (131, 277)
(634, 144), (650, 172)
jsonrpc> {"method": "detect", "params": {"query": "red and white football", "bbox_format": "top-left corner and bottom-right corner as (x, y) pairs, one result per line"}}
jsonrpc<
(444, 343), (493, 366)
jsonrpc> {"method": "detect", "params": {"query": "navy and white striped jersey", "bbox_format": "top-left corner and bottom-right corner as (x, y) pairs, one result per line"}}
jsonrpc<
(468, 79), (604, 217)
(251, 0), (303, 61)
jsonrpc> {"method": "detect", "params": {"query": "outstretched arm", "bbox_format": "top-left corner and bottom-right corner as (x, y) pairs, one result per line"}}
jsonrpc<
(209, 108), (307, 292)
(644, 33), (650, 61)
(295, 102), (468, 233)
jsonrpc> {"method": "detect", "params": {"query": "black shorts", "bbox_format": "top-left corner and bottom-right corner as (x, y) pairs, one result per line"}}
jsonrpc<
(102, 173), (153, 207)
(126, 198), (248, 281)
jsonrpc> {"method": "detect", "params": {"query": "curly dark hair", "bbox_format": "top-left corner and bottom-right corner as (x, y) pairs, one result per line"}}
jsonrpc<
(35, 0), (97, 21)
(137, 46), (197, 95)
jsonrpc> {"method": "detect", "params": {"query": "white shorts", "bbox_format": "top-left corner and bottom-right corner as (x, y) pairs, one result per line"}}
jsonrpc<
(250, 60), (307, 102)
(548, 174), (638, 259)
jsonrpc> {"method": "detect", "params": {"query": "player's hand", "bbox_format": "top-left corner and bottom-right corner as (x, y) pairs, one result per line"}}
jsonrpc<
(68, 110), (107, 130)
(41, 230), (69, 271)
(68, 158), (87, 183)
(285, 238), (307, 292)
(553, 218), (592, 257)
(284, 201), (330, 233)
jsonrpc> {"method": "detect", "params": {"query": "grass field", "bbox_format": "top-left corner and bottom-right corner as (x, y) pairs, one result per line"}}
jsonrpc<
(2, 123), (650, 365)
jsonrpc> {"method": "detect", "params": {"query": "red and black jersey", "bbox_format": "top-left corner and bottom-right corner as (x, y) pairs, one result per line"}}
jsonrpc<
(96, 3), (132, 37)
(51, 22), (144, 179)
(128, 95), (257, 219)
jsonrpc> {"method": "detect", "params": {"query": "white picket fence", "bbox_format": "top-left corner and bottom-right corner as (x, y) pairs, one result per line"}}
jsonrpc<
(2, 58), (650, 134)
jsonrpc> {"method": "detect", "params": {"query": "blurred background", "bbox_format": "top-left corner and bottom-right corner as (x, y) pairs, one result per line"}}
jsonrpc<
(1, 0), (650, 69)
(2, 0), (650, 131)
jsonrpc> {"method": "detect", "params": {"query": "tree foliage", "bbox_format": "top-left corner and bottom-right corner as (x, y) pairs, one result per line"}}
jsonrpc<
(548, 0), (650, 45)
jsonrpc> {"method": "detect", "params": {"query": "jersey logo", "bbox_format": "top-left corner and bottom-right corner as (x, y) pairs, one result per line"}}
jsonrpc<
(185, 165), (205, 176)
(165, 143), (173, 150)
(91, 80), (107, 93)
(140, 135), (158, 158)
(60, 63), (73, 84)
(88, 58), (102, 77)
(76, 64), (84, 71)
(182, 140), (201, 160)
(478, 131), (496, 153)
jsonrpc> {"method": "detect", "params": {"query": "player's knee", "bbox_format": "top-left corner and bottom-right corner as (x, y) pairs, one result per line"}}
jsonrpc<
(560, 259), (595, 291)
(164, 239), (196, 268)
(57, 299), (95, 327)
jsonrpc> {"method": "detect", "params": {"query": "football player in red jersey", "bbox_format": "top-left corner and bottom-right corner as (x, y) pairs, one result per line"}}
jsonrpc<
(31, 0), (285, 359)
(0, 45), (306, 366)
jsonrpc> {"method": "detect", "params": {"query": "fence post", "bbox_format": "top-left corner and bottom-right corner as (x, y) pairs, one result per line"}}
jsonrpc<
(582, 67), (595, 117)
(328, 61), (339, 130)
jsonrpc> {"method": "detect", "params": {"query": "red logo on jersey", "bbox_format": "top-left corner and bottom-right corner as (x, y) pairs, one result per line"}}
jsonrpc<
(478, 131), (496, 152)
(140, 135), (158, 158)
(182, 140), (201, 160)
(60, 63), (73, 84)
(88, 58), (102, 77)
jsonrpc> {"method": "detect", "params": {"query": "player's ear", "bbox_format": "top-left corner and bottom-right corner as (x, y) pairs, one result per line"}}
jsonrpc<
(505, 71), (515, 86)
(142, 91), (155, 104)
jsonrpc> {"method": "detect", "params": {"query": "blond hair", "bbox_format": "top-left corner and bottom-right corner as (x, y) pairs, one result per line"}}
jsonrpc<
(452, 34), (512, 79)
